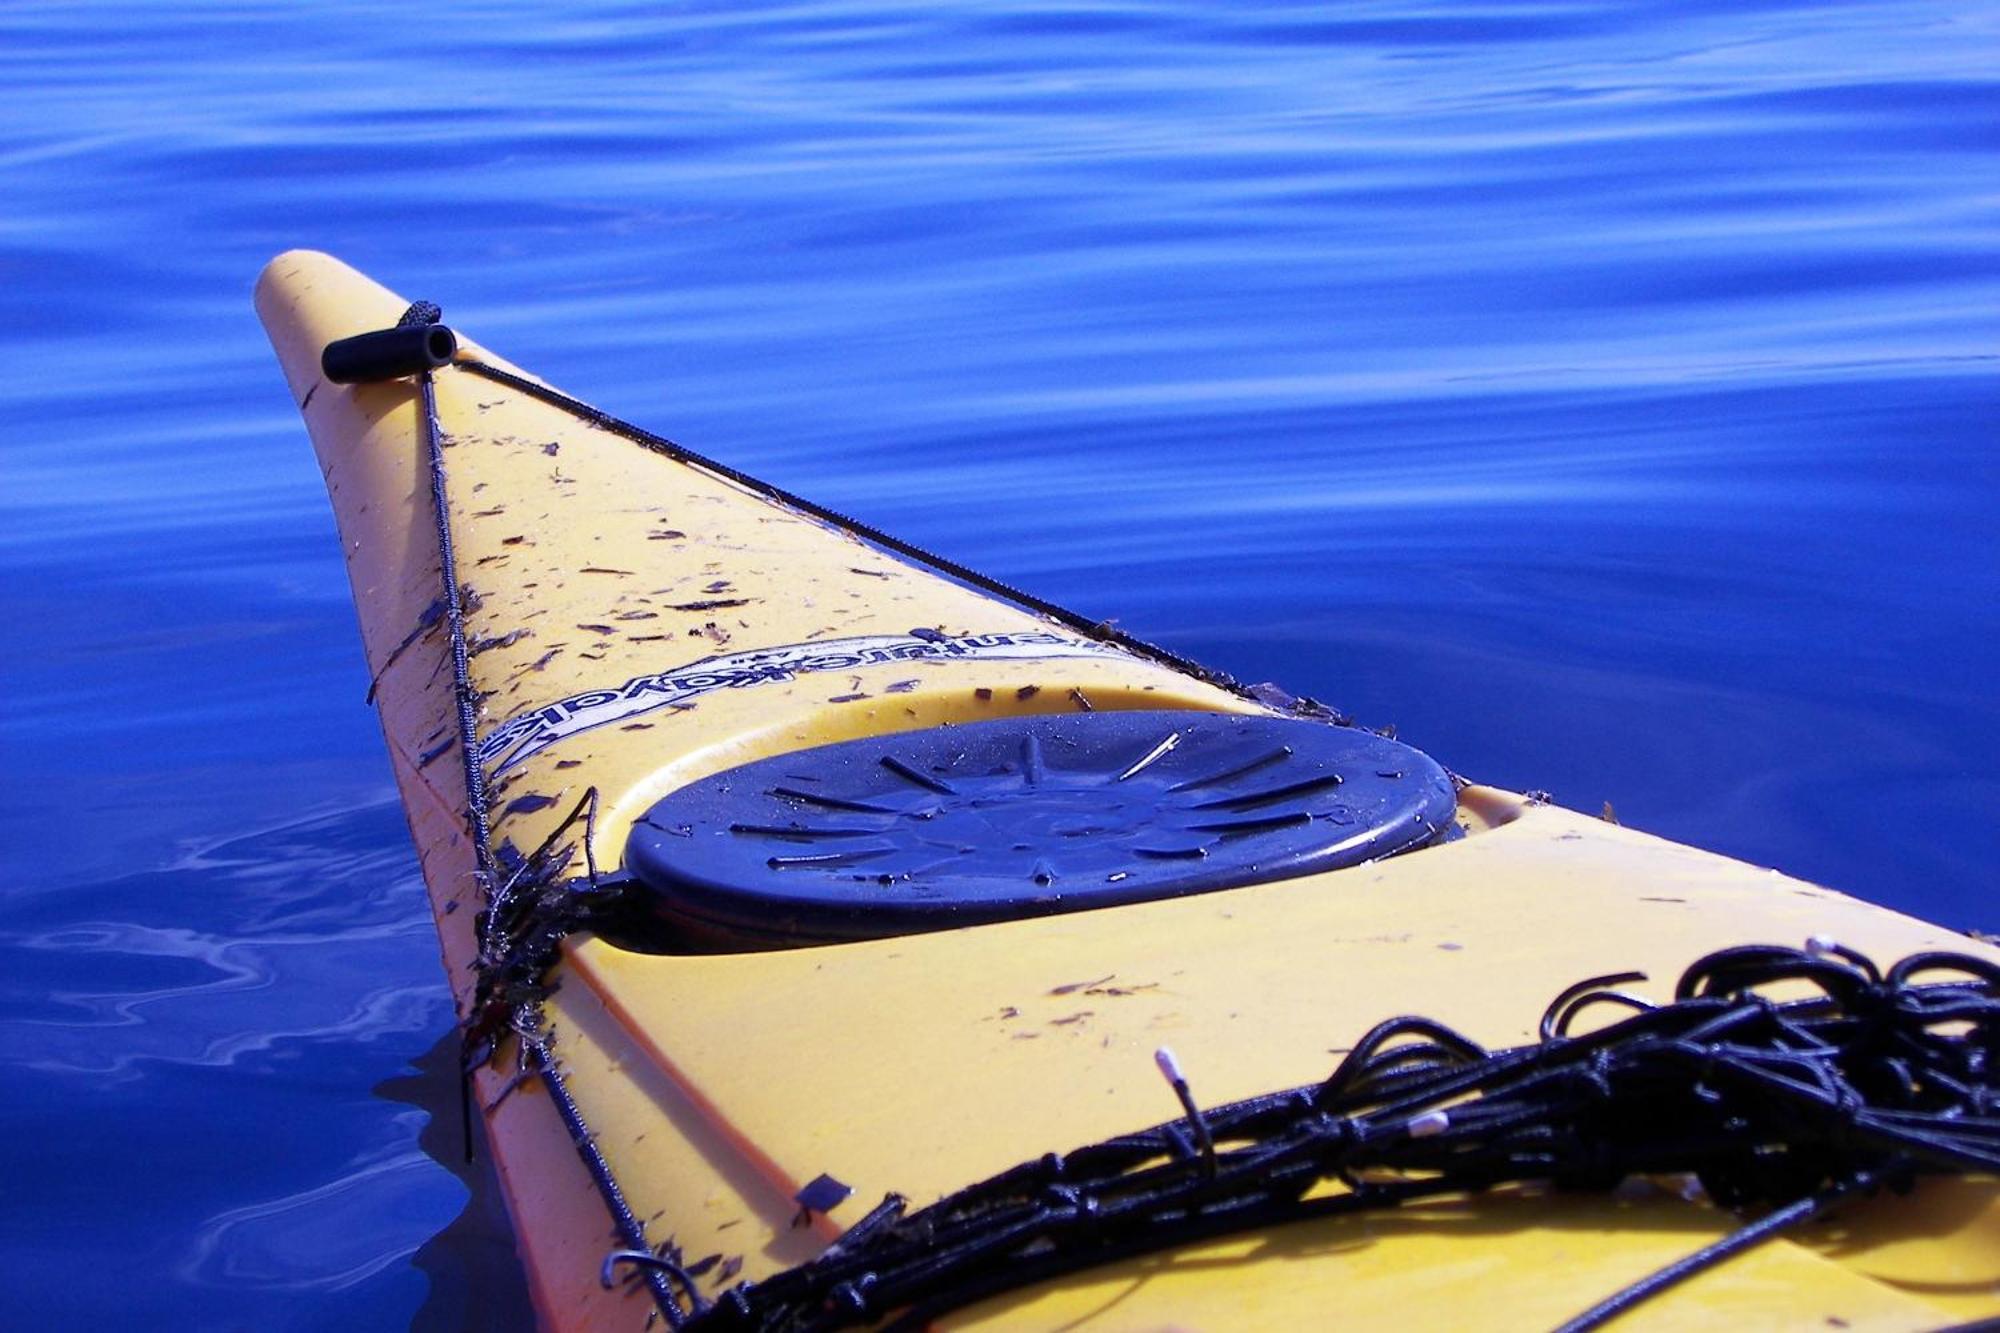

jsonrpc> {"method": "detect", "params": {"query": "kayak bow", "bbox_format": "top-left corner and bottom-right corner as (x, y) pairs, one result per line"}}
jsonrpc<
(257, 251), (1997, 1330)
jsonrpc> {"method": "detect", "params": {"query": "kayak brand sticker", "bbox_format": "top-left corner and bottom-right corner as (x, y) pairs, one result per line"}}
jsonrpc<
(478, 629), (1130, 774)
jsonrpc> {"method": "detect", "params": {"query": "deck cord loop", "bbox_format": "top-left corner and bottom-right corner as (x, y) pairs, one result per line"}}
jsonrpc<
(603, 1247), (714, 1312)
(405, 310), (686, 1327)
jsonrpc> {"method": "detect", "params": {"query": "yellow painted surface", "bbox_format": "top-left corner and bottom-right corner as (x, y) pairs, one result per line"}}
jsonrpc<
(258, 251), (1997, 1330)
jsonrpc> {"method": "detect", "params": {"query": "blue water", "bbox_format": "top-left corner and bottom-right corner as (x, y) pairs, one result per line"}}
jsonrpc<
(3, 1), (1995, 1325)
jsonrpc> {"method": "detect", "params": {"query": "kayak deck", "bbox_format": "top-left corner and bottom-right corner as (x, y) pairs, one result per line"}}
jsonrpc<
(257, 251), (1998, 1330)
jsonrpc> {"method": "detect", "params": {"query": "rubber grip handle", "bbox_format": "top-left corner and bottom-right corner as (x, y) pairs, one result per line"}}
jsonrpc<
(321, 324), (458, 384)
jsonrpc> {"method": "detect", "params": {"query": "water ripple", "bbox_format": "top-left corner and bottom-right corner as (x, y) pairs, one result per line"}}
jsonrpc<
(181, 1146), (459, 1294)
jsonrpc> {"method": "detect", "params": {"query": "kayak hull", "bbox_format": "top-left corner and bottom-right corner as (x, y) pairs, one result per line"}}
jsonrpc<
(258, 251), (1998, 1330)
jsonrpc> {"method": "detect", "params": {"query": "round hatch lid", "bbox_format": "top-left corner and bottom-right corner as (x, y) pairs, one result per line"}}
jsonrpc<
(625, 708), (1456, 948)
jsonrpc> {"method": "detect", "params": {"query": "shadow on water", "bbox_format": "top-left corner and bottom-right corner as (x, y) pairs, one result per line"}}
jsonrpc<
(0, 800), (531, 1326)
(375, 1032), (537, 1333)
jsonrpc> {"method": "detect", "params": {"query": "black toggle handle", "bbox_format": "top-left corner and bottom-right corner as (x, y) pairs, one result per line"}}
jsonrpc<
(321, 324), (458, 384)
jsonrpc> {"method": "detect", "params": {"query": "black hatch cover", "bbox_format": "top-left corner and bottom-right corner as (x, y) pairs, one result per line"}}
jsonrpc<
(624, 709), (1456, 948)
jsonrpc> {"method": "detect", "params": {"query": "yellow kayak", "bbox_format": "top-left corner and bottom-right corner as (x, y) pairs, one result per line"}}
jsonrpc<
(257, 250), (1997, 1331)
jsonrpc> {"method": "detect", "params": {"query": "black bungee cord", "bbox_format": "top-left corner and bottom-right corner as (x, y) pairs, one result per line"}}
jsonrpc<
(682, 941), (1995, 1333)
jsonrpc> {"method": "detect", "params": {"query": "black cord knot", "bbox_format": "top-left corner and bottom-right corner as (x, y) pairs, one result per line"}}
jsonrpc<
(1312, 1112), (1354, 1149)
(702, 1286), (756, 1330)
(1577, 1050), (1618, 1102)
(1040, 1182), (1077, 1208)
(828, 1273), (876, 1315)
(1043, 1185), (1103, 1239)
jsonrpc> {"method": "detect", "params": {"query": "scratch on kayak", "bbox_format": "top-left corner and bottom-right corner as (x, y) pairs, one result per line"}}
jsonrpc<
(666, 597), (752, 612)
(470, 628), (531, 656)
(365, 596), (447, 702)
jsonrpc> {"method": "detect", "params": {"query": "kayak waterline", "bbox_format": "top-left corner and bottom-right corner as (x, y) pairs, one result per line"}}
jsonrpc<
(257, 251), (1997, 1330)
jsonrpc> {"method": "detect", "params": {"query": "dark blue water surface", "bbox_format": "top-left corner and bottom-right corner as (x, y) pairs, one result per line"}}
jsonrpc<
(4, 2), (1996, 1325)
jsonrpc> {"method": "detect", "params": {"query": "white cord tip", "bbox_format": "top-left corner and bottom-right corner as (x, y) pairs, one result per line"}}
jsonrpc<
(1408, 1110), (1450, 1138)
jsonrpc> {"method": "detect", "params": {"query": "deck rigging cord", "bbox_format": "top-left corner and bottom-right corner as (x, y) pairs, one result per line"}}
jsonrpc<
(402, 305), (692, 1327)
(355, 310), (1996, 1331)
